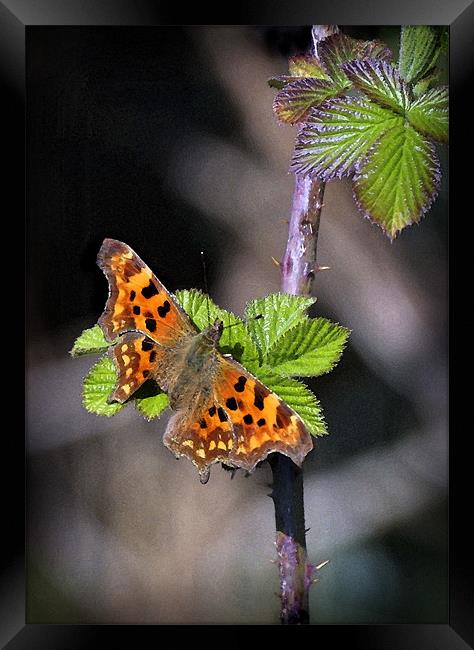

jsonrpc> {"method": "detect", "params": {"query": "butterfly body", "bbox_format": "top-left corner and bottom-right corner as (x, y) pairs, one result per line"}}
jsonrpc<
(97, 239), (313, 483)
(165, 324), (221, 410)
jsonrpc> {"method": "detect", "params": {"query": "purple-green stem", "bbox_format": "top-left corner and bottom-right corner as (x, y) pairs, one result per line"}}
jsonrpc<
(281, 176), (326, 295)
(269, 23), (336, 625)
(269, 174), (325, 624)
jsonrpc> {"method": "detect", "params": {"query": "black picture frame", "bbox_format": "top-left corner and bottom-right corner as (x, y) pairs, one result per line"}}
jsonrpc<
(5, 0), (470, 646)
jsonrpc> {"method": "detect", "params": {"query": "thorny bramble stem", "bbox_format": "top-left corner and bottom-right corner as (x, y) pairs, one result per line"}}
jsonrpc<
(280, 175), (325, 296)
(269, 173), (325, 625)
(269, 24), (337, 625)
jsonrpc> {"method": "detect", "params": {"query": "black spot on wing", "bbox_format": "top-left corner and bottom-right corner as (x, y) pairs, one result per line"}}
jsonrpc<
(141, 281), (159, 299)
(257, 418), (266, 427)
(141, 339), (154, 352)
(254, 386), (266, 411)
(199, 418), (207, 429)
(226, 397), (238, 411)
(234, 376), (247, 392)
(158, 300), (171, 318)
(130, 290), (136, 301)
(243, 414), (253, 425)
(133, 305), (141, 315)
(217, 407), (227, 422)
(149, 350), (157, 363)
(145, 318), (156, 332)
(208, 406), (216, 417)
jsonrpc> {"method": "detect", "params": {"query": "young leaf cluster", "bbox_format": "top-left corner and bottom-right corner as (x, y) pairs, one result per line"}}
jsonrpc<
(270, 27), (448, 239)
(71, 291), (350, 437)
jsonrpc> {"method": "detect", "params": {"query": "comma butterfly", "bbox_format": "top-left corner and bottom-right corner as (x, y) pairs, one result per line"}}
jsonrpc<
(97, 239), (313, 483)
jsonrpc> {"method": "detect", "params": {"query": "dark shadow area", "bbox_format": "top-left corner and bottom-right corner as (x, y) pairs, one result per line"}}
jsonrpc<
(27, 27), (240, 339)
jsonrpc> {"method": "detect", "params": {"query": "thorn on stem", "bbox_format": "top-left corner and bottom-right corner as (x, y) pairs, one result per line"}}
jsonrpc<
(271, 256), (281, 267)
(315, 559), (330, 571)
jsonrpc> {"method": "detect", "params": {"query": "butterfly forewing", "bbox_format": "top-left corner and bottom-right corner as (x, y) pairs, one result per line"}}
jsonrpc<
(214, 357), (313, 471)
(97, 239), (196, 345)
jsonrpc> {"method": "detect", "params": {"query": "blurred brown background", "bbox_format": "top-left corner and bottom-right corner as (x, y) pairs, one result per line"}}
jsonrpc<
(26, 26), (448, 624)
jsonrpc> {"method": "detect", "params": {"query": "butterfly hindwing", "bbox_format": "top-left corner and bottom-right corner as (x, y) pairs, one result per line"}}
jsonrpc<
(97, 238), (196, 345)
(163, 401), (235, 481)
(109, 332), (171, 403)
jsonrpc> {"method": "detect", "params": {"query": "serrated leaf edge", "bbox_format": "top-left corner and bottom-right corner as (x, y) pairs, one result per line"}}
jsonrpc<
(340, 58), (410, 114)
(70, 324), (112, 357)
(351, 126), (442, 240)
(81, 355), (125, 417)
(266, 317), (351, 377)
(135, 394), (170, 421)
(406, 85), (449, 144)
(291, 97), (402, 180)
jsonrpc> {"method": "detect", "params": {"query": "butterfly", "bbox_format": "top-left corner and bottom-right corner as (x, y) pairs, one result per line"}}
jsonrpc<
(97, 238), (313, 483)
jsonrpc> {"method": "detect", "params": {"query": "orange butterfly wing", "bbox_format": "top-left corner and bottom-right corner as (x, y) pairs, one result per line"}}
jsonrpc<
(214, 357), (313, 472)
(97, 238), (196, 346)
(164, 354), (313, 479)
(109, 332), (170, 403)
(164, 401), (235, 482)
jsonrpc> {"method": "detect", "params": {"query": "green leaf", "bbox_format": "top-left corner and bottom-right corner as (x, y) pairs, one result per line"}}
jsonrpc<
(273, 78), (341, 125)
(255, 369), (327, 437)
(413, 70), (439, 97)
(133, 379), (169, 420)
(136, 392), (169, 420)
(360, 39), (394, 63)
(399, 26), (442, 84)
(175, 289), (259, 369)
(266, 318), (350, 377)
(175, 288), (218, 330)
(353, 123), (441, 239)
(291, 97), (403, 180)
(268, 55), (330, 90)
(268, 76), (292, 90)
(318, 32), (392, 90)
(288, 54), (330, 79)
(341, 59), (410, 114)
(269, 34), (392, 124)
(406, 86), (448, 143)
(82, 356), (124, 417)
(244, 293), (316, 362)
(70, 324), (111, 357)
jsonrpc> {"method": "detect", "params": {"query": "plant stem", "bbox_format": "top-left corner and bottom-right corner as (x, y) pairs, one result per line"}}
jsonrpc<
(280, 175), (325, 296)
(269, 24), (336, 623)
(269, 173), (325, 625)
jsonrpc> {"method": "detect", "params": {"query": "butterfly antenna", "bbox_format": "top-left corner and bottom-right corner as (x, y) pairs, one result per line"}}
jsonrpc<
(222, 314), (263, 331)
(201, 250), (211, 326)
